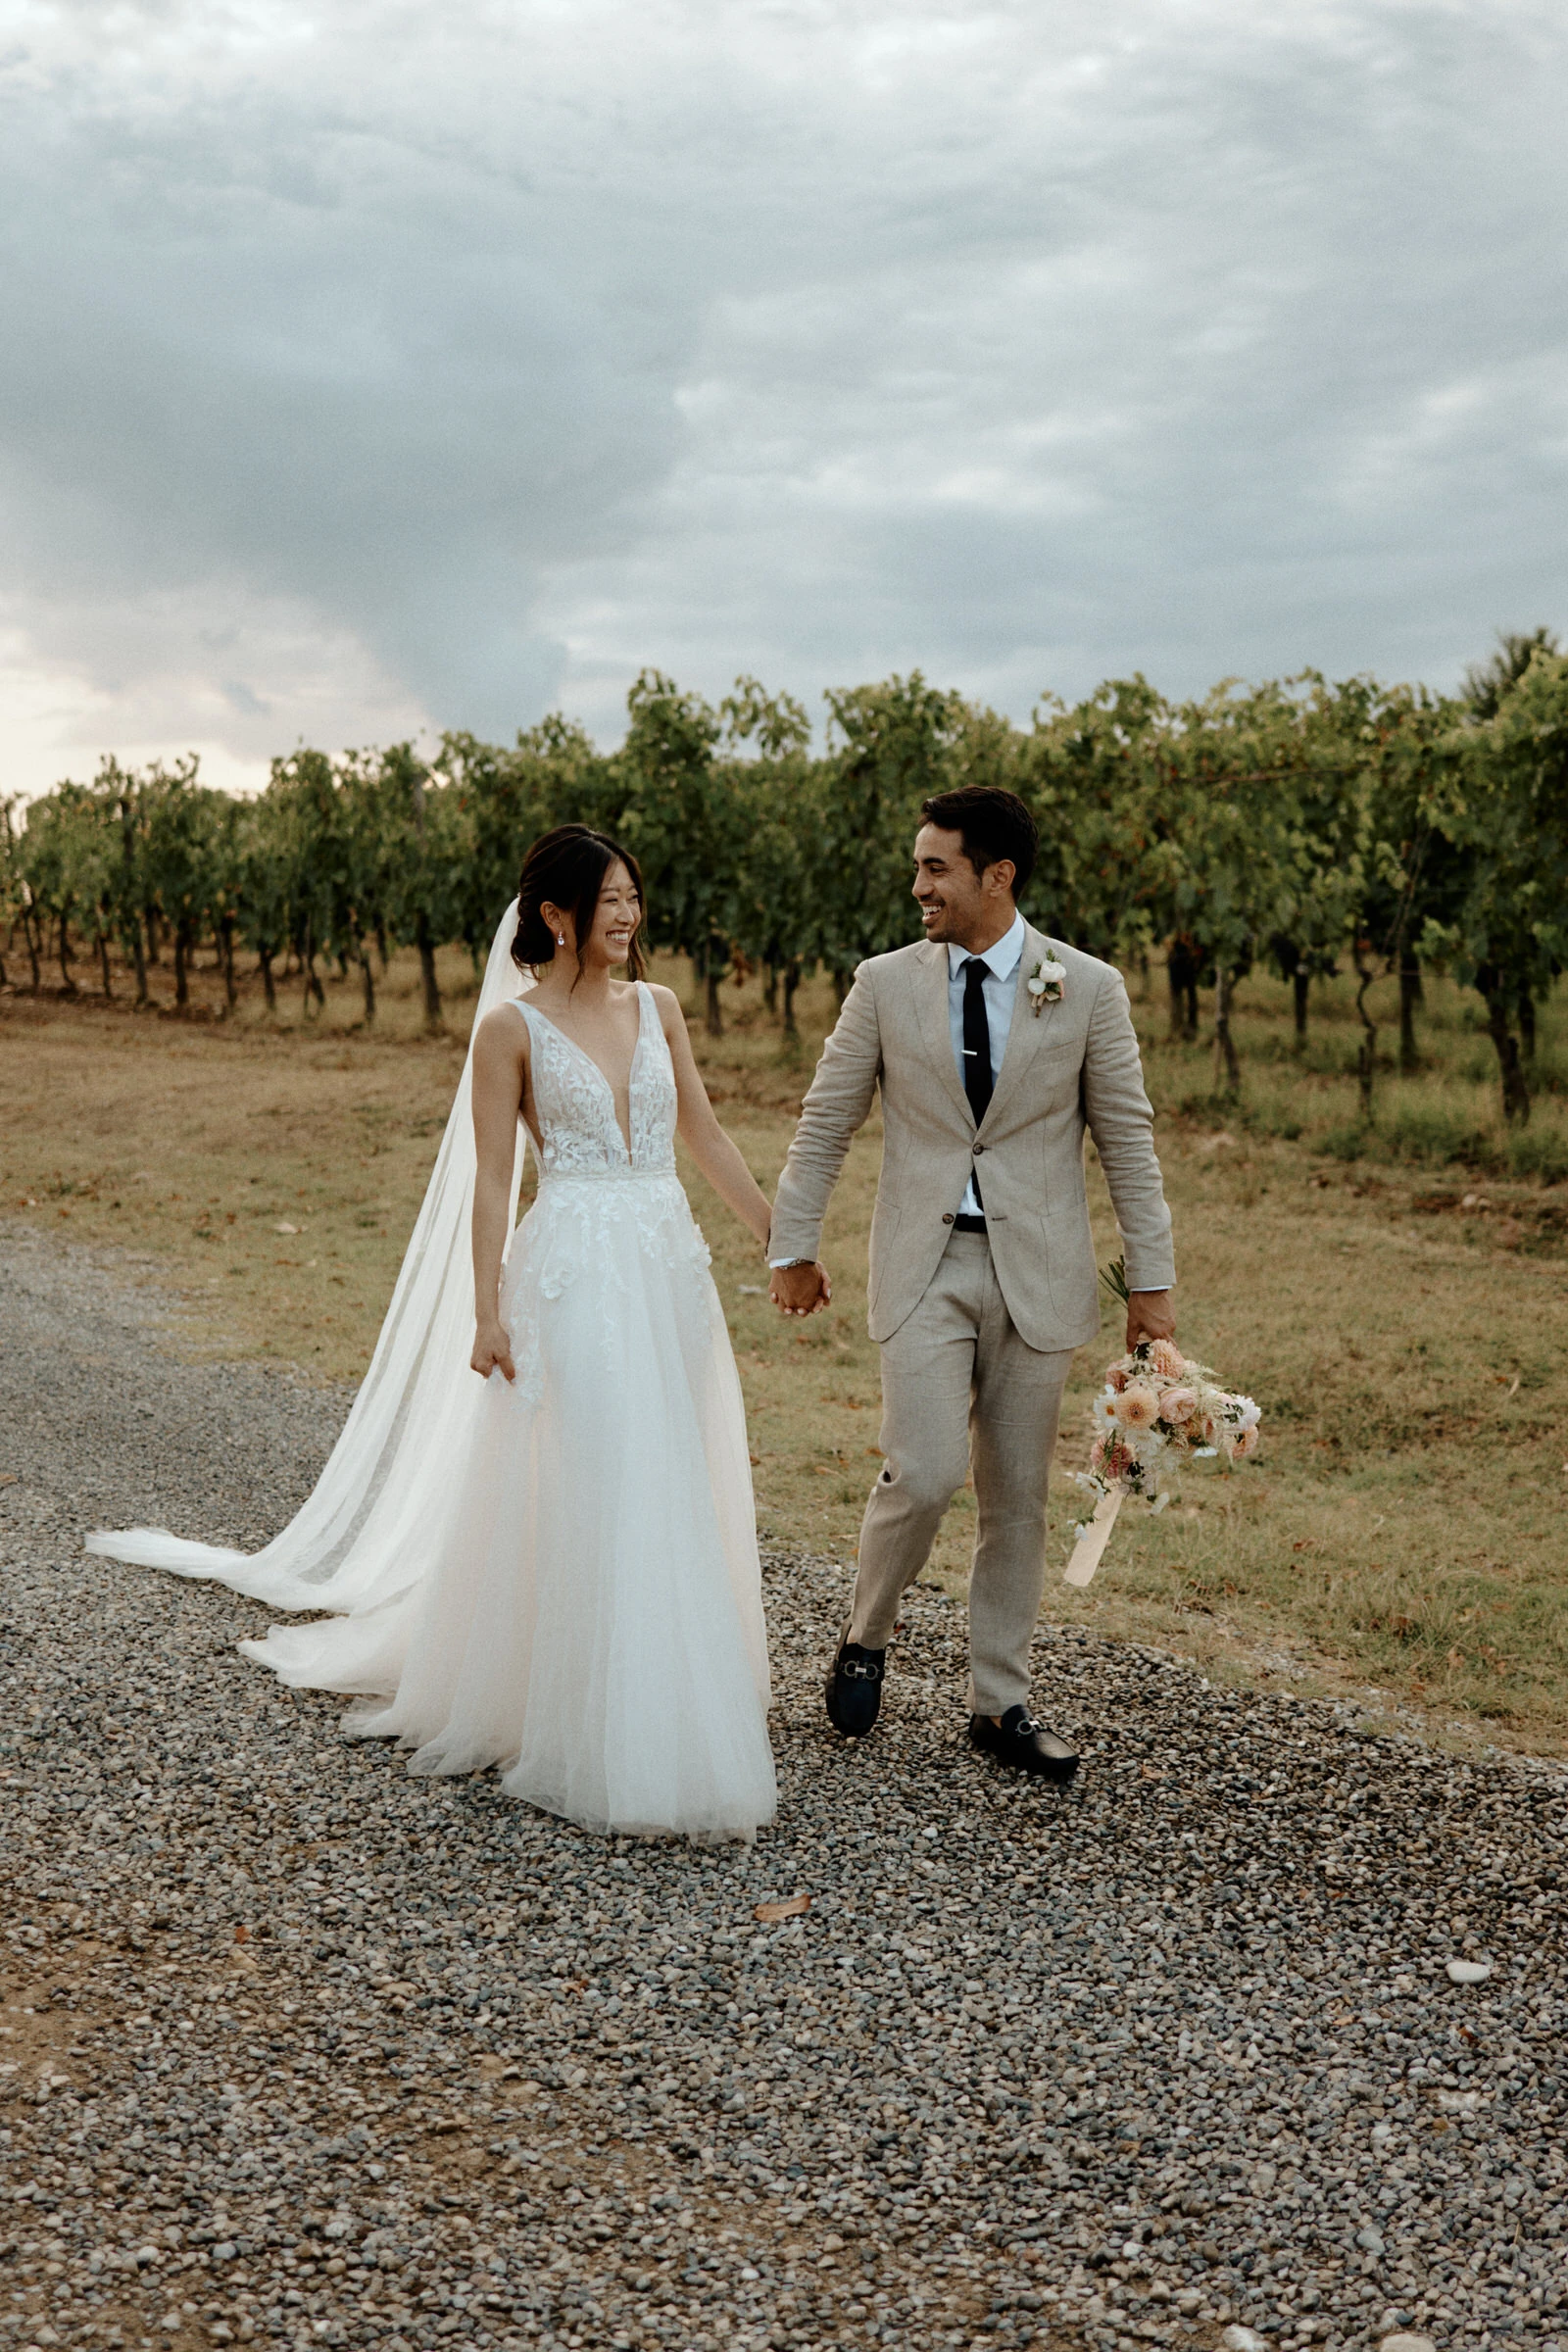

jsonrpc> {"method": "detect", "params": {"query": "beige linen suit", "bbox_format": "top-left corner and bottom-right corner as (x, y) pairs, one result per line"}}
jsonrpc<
(770, 926), (1175, 1713)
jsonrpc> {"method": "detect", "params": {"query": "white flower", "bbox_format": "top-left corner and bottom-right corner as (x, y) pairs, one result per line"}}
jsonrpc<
(1027, 955), (1067, 1012)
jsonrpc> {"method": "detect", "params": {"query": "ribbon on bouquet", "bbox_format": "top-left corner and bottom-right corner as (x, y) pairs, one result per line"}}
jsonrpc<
(1062, 1490), (1123, 1588)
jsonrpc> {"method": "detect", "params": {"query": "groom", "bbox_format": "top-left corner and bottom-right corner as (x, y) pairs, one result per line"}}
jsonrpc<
(767, 785), (1176, 1780)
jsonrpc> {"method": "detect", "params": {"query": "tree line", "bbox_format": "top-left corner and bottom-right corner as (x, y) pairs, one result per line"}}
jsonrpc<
(4, 631), (1565, 1124)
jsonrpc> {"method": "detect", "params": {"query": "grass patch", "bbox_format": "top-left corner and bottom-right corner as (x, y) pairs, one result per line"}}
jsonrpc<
(1507, 1126), (1568, 1185)
(1378, 1100), (1494, 1168)
(5, 940), (1568, 1757)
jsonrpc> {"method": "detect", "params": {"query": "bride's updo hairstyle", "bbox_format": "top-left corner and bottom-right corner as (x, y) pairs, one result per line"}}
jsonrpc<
(513, 824), (648, 983)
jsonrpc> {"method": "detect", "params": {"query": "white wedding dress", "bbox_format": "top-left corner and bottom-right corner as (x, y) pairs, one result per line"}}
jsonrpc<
(88, 918), (776, 1844)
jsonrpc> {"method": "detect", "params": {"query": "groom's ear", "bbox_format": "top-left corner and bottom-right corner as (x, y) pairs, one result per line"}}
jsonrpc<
(985, 857), (1017, 900)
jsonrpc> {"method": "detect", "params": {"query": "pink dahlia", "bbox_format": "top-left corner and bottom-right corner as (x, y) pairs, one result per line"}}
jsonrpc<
(1113, 1383), (1161, 1431)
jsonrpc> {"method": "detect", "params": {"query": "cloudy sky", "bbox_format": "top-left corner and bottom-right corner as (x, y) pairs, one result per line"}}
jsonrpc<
(2, 0), (1565, 797)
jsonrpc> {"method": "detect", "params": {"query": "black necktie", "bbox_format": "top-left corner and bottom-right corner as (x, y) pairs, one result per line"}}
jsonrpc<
(962, 956), (994, 1130)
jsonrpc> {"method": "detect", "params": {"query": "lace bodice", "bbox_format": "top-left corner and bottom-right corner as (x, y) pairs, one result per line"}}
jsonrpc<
(514, 982), (676, 1181)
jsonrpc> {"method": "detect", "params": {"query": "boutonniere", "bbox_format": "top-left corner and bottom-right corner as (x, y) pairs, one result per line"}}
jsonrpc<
(1026, 955), (1067, 1013)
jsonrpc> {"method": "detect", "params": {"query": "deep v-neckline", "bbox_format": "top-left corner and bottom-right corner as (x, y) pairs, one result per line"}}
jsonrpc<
(521, 984), (646, 1158)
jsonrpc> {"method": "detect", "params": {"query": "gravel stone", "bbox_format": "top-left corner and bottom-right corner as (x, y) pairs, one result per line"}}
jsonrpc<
(4, 1217), (1568, 2352)
(1444, 1963), (1493, 1986)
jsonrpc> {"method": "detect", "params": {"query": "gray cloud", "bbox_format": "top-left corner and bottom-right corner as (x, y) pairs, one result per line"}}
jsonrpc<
(1, 0), (1565, 791)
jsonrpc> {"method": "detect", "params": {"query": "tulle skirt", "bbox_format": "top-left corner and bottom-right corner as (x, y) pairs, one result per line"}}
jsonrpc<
(244, 1171), (776, 1842)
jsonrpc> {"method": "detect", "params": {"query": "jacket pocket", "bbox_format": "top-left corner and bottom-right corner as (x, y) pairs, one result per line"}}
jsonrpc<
(1034, 1202), (1098, 1331)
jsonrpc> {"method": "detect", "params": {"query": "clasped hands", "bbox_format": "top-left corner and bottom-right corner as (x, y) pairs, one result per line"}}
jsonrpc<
(768, 1260), (832, 1317)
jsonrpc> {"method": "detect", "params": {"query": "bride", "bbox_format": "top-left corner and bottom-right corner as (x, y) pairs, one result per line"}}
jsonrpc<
(88, 825), (779, 1842)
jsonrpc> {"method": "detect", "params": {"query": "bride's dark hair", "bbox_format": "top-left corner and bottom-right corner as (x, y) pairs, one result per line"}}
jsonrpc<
(513, 825), (648, 981)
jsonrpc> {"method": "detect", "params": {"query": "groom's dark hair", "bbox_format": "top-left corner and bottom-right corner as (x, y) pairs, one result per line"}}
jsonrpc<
(919, 786), (1038, 897)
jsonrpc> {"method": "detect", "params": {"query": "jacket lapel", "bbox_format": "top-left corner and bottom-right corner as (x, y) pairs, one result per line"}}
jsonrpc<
(980, 924), (1061, 1132)
(914, 938), (975, 1128)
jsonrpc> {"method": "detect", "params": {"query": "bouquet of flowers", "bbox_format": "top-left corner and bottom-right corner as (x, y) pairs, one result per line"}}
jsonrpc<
(1063, 1263), (1261, 1587)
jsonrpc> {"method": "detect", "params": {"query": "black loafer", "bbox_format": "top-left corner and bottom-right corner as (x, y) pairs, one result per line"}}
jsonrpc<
(825, 1639), (886, 1738)
(969, 1704), (1079, 1784)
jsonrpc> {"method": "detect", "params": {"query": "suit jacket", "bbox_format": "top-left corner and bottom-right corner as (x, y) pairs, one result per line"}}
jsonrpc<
(769, 926), (1176, 1351)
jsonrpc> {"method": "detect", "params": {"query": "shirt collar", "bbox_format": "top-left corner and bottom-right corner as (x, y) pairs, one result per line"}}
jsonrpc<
(948, 909), (1027, 984)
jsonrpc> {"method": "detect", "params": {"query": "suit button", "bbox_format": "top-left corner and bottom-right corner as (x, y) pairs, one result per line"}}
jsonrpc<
(941, 1212), (955, 1225)
(972, 1142), (985, 1155)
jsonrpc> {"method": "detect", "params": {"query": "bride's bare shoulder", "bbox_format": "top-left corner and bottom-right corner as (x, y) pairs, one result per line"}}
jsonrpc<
(647, 983), (691, 1045)
(475, 1002), (530, 1057)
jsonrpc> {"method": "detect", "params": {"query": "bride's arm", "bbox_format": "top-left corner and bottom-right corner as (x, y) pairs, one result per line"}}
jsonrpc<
(654, 986), (773, 1249)
(469, 1008), (528, 1380)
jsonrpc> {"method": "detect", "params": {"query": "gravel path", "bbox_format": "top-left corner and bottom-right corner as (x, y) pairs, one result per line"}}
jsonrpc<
(3, 1217), (1566, 2352)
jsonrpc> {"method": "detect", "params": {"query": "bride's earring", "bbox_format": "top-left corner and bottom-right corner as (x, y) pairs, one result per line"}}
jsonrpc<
(557, 933), (565, 947)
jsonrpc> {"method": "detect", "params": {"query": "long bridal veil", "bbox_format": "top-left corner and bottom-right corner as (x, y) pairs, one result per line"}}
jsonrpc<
(86, 900), (531, 1614)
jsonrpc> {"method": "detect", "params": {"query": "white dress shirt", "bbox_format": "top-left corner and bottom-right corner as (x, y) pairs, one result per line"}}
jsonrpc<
(949, 909), (1026, 1218)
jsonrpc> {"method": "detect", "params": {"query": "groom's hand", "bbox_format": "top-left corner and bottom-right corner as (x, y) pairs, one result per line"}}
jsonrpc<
(1126, 1289), (1176, 1349)
(770, 1261), (832, 1317)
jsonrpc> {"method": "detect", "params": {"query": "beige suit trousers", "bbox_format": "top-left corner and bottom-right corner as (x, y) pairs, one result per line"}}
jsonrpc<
(848, 1230), (1073, 1715)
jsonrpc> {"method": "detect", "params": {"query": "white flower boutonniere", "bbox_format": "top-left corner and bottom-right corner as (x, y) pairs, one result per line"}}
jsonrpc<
(1025, 955), (1067, 1013)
